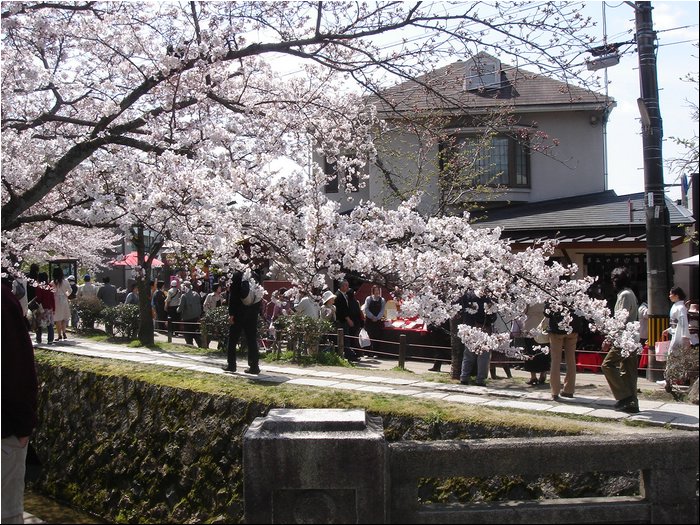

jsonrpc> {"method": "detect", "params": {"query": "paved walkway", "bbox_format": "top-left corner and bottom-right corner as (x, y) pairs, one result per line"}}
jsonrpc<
(24, 334), (700, 523)
(35, 334), (699, 431)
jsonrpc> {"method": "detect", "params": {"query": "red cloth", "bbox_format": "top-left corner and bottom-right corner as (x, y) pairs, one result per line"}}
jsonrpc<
(383, 317), (427, 333)
(576, 351), (603, 373)
(638, 345), (649, 369)
(35, 285), (55, 311)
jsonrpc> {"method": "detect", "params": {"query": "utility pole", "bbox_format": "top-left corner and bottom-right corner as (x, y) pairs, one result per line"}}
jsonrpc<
(634, 1), (673, 379)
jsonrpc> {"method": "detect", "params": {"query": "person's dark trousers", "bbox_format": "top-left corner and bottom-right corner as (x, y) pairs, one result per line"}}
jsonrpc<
(155, 313), (168, 332)
(364, 319), (383, 354)
(337, 320), (359, 361)
(167, 307), (180, 335)
(182, 316), (202, 347)
(228, 312), (259, 371)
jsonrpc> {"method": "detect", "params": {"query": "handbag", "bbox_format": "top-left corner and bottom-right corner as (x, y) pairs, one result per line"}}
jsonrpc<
(358, 328), (371, 348)
(654, 333), (671, 362)
(533, 317), (549, 345)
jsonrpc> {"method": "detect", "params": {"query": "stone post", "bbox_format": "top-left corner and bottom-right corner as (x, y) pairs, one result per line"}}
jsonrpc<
(243, 408), (387, 524)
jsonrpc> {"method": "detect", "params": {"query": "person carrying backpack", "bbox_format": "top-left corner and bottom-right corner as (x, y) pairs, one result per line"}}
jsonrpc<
(222, 269), (263, 375)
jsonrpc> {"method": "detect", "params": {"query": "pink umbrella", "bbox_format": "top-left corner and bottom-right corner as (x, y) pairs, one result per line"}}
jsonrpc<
(111, 251), (164, 268)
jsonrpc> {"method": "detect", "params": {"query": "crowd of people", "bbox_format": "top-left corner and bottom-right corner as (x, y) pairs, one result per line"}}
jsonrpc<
(3, 264), (698, 396)
(2, 263), (698, 523)
(452, 266), (699, 415)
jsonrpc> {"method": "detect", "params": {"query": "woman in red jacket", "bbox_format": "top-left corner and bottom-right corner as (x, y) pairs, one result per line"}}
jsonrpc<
(34, 272), (55, 345)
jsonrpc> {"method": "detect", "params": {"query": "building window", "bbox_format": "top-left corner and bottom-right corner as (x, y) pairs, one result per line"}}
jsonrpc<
(324, 158), (360, 194)
(448, 135), (530, 188)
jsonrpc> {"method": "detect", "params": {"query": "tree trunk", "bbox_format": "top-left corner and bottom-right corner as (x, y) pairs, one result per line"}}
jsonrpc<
(132, 224), (160, 347)
(450, 315), (464, 380)
(138, 274), (154, 346)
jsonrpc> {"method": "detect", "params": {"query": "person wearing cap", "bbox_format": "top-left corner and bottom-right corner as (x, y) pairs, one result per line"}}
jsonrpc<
(164, 279), (182, 336)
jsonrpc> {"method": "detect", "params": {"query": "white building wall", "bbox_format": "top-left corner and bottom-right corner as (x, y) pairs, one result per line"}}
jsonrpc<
(526, 110), (607, 201)
(324, 108), (608, 216)
(364, 109), (607, 215)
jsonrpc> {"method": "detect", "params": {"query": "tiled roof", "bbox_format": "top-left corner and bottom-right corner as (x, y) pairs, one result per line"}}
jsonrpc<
(472, 191), (695, 240)
(371, 52), (613, 115)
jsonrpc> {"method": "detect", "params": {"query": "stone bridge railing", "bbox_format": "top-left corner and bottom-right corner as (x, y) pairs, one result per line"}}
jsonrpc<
(244, 409), (698, 524)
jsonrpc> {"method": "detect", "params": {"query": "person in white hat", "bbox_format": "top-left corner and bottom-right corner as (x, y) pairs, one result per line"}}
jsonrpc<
(164, 279), (182, 335)
(320, 290), (336, 323)
(319, 290), (337, 353)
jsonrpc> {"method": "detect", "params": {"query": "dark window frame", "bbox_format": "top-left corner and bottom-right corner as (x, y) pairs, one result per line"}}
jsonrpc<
(324, 157), (361, 194)
(443, 133), (531, 189)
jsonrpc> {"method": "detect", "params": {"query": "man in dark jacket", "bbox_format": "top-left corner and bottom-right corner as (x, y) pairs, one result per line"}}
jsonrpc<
(459, 290), (496, 386)
(223, 270), (262, 374)
(2, 282), (39, 523)
(334, 279), (360, 362)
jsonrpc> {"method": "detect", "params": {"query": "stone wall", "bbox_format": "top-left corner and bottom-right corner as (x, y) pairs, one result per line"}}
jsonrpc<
(31, 363), (267, 523)
(29, 362), (628, 523)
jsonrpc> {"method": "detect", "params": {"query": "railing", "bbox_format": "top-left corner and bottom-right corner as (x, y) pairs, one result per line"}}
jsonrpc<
(388, 433), (699, 524)
(151, 318), (676, 380)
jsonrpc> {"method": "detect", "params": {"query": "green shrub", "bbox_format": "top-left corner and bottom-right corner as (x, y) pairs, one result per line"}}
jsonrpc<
(101, 304), (140, 339)
(73, 295), (105, 332)
(201, 306), (229, 345)
(270, 314), (334, 360)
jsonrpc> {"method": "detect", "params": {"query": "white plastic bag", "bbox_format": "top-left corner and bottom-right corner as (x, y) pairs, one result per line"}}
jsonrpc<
(358, 328), (371, 348)
(533, 317), (549, 345)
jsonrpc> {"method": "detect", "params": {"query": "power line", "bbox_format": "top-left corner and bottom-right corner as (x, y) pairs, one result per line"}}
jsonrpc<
(658, 39), (699, 48)
(656, 24), (699, 34)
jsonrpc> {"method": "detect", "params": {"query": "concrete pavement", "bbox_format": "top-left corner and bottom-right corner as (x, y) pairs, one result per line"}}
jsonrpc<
(34, 334), (698, 431)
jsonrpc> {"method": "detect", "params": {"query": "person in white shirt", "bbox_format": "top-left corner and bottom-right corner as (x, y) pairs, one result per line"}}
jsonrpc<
(661, 286), (694, 392)
(295, 289), (320, 319)
(203, 283), (224, 313)
(76, 274), (98, 300)
(362, 285), (386, 357)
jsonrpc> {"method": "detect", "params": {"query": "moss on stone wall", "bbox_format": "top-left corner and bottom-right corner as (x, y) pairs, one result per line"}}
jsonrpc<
(32, 362), (259, 523)
(29, 354), (631, 523)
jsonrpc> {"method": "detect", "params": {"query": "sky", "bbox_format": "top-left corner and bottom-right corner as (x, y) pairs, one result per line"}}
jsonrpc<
(580, 1), (699, 201)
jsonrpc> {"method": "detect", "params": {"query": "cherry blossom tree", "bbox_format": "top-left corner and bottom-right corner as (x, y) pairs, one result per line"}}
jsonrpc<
(1, 1), (636, 355)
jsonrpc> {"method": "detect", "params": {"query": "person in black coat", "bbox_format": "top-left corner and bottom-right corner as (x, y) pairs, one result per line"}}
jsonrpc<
(334, 279), (360, 362)
(2, 282), (39, 523)
(223, 270), (262, 374)
(459, 290), (496, 386)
